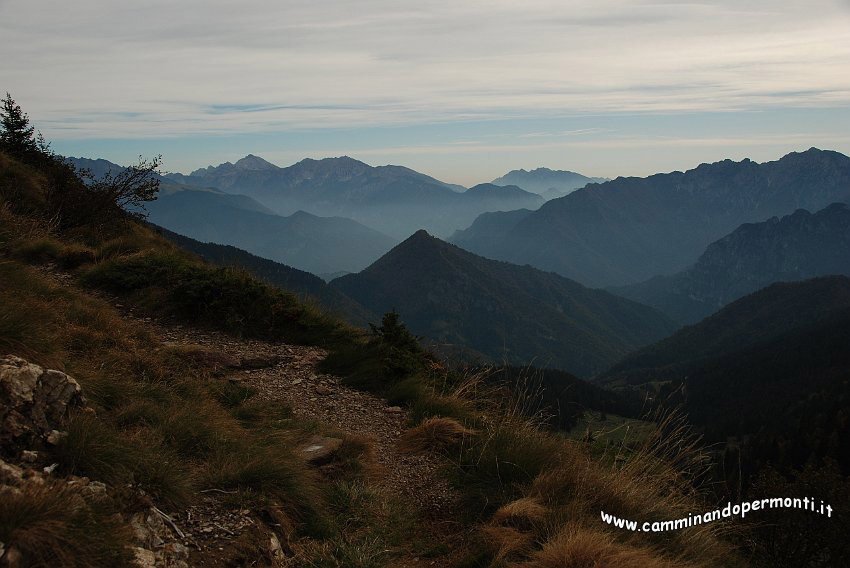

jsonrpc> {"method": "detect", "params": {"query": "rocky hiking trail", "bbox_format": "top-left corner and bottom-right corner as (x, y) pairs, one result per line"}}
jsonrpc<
(10, 267), (472, 566)
(103, 286), (471, 567)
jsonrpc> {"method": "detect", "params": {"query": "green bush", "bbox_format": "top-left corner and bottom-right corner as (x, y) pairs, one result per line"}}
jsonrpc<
(320, 311), (426, 394)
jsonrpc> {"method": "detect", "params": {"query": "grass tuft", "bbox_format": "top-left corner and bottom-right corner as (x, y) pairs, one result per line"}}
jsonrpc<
(0, 482), (133, 567)
(399, 416), (476, 454)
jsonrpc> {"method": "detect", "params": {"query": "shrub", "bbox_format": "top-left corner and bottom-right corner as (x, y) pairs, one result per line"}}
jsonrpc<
(11, 236), (62, 263)
(320, 312), (427, 394)
(57, 244), (96, 268)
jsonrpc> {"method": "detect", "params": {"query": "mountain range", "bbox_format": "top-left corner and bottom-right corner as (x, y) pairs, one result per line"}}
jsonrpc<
(66, 157), (397, 275)
(612, 203), (850, 324)
(146, 194), (396, 275)
(452, 148), (850, 287)
(330, 230), (677, 377)
(165, 155), (545, 238)
(491, 167), (607, 200)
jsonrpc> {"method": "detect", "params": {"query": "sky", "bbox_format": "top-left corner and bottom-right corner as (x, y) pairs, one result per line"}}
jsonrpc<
(2, 0), (850, 186)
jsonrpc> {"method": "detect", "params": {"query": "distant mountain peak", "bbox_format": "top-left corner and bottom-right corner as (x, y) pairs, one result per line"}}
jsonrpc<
(234, 154), (279, 170)
(406, 228), (435, 242)
(332, 231), (675, 376)
(490, 167), (607, 198)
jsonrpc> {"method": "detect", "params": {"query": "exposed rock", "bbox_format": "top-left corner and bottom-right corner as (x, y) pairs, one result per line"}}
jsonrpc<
(0, 545), (22, 567)
(268, 533), (284, 561)
(0, 356), (84, 450)
(46, 430), (67, 445)
(314, 385), (332, 396)
(132, 546), (156, 568)
(384, 406), (403, 414)
(20, 450), (37, 463)
(298, 435), (343, 465)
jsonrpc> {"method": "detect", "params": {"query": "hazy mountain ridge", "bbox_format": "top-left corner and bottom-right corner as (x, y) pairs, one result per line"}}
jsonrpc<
(66, 157), (397, 275)
(151, 225), (376, 326)
(491, 167), (607, 199)
(613, 203), (850, 324)
(452, 148), (850, 287)
(166, 155), (544, 238)
(146, 194), (396, 275)
(331, 230), (677, 377)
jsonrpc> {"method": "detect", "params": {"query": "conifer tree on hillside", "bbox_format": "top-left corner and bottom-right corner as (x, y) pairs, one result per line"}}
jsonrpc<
(0, 92), (38, 157)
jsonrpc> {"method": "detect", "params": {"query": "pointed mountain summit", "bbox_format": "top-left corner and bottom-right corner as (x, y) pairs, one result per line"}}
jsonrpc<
(234, 154), (279, 171)
(331, 231), (675, 376)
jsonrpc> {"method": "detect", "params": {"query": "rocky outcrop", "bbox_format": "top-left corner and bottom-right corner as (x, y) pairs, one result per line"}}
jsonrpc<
(0, 355), (85, 452)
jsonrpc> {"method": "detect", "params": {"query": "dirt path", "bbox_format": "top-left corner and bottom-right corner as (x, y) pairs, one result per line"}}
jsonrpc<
(146, 320), (468, 566)
(35, 268), (471, 566)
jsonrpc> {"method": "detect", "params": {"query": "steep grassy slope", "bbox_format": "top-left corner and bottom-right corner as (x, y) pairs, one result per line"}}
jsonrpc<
(452, 148), (850, 287)
(332, 230), (677, 376)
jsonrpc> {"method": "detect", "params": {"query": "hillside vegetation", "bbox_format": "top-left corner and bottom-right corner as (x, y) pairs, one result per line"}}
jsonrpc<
(151, 224), (377, 327)
(602, 276), (850, 384)
(0, 113), (736, 566)
(598, 277), (850, 565)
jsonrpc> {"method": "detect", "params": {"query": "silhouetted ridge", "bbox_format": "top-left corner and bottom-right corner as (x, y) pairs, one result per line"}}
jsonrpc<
(332, 233), (676, 376)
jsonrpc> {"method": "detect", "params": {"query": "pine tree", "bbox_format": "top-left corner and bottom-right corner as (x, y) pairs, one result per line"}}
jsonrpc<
(0, 92), (38, 156)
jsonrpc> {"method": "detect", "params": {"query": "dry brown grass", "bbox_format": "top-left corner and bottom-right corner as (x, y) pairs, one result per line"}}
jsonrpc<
(480, 525), (536, 564)
(491, 497), (548, 530)
(515, 526), (689, 568)
(0, 482), (132, 567)
(398, 416), (477, 454)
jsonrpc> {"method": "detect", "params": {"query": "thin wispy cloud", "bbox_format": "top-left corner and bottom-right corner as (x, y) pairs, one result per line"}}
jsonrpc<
(1, 0), (849, 181)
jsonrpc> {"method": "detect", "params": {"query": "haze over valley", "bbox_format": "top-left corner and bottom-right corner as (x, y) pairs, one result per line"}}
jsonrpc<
(3, 0), (850, 565)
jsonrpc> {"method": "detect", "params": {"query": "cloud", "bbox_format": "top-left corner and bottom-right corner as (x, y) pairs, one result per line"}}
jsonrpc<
(2, 0), (849, 189)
